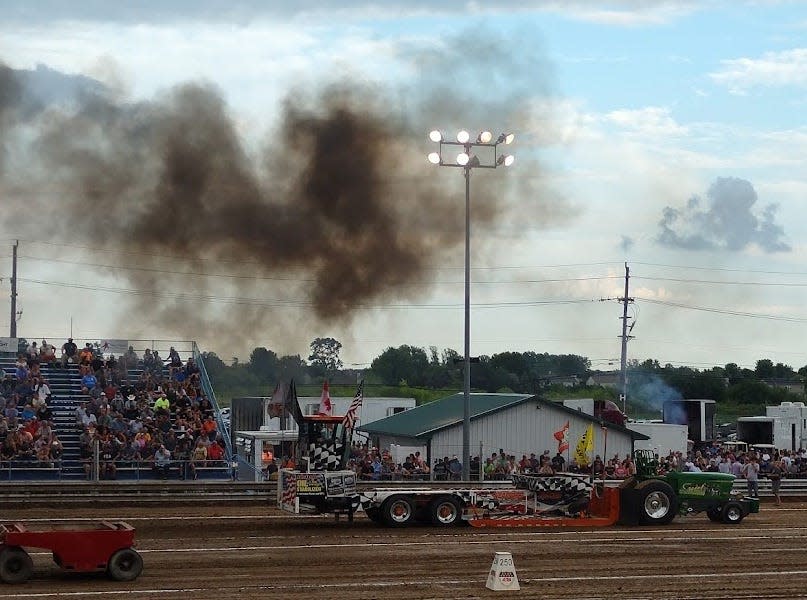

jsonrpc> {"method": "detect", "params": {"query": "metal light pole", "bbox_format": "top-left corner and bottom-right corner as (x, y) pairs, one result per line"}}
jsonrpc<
(428, 129), (514, 480)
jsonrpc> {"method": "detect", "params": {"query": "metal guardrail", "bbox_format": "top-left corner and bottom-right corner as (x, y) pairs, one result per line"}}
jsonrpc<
(2, 477), (806, 506)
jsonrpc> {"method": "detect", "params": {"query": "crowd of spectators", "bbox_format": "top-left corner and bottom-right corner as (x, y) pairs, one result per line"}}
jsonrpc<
(315, 440), (807, 488)
(1, 339), (228, 479)
(71, 343), (226, 480)
(1, 339), (63, 468)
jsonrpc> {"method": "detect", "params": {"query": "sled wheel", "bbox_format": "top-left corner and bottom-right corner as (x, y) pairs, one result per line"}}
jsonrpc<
(107, 548), (143, 581)
(381, 496), (415, 527)
(429, 496), (461, 527)
(0, 546), (33, 584)
(636, 479), (678, 525)
(721, 502), (745, 525)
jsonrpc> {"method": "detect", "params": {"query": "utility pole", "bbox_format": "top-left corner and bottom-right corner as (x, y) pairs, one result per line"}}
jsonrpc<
(10, 240), (18, 337)
(618, 262), (634, 415)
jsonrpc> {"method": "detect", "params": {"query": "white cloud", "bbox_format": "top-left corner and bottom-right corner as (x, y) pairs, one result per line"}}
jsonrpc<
(710, 48), (807, 93)
(603, 106), (689, 137)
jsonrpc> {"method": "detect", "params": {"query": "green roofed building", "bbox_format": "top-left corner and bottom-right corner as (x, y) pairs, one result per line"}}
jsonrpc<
(358, 393), (649, 473)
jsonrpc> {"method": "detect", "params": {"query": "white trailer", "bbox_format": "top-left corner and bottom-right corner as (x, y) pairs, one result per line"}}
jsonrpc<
(627, 421), (688, 456)
(766, 401), (807, 452)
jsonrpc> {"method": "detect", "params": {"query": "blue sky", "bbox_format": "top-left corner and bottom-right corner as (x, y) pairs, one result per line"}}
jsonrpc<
(1, 1), (806, 372)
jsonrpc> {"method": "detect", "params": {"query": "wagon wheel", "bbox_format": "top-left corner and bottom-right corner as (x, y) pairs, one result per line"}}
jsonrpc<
(381, 496), (415, 527)
(429, 496), (462, 527)
(107, 548), (143, 582)
(0, 546), (33, 584)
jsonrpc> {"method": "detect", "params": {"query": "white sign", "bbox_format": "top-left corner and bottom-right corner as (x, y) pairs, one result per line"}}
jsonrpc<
(0, 337), (19, 353)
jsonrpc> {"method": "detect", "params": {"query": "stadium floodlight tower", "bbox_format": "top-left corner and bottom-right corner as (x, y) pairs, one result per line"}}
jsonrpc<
(427, 129), (514, 481)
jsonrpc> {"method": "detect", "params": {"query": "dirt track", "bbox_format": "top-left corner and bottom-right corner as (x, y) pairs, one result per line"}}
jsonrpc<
(2, 500), (806, 599)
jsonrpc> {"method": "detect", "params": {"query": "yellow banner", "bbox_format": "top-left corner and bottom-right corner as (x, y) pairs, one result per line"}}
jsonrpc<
(574, 423), (594, 466)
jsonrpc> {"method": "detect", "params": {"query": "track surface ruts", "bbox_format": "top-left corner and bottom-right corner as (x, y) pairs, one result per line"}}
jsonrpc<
(2, 501), (806, 599)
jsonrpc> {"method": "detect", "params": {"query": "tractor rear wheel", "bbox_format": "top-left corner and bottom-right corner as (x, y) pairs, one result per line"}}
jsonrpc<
(429, 496), (462, 527)
(706, 507), (722, 522)
(107, 548), (143, 581)
(381, 496), (415, 527)
(635, 479), (678, 525)
(721, 501), (745, 525)
(0, 546), (33, 584)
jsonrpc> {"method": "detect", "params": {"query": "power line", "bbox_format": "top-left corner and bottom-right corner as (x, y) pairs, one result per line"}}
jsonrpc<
(18, 277), (599, 310)
(635, 276), (807, 288)
(18, 254), (621, 286)
(633, 261), (807, 277)
(636, 296), (807, 323)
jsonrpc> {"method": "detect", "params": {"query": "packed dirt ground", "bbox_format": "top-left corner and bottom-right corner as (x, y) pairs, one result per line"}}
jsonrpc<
(2, 500), (806, 599)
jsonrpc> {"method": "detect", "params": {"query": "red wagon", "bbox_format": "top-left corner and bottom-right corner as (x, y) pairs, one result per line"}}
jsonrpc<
(0, 521), (143, 584)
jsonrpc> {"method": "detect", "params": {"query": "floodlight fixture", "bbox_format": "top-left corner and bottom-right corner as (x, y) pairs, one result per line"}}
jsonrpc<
(477, 130), (493, 143)
(428, 152), (441, 165)
(457, 130), (470, 144)
(497, 154), (515, 167)
(456, 152), (470, 166)
(429, 130), (443, 143)
(497, 132), (515, 145)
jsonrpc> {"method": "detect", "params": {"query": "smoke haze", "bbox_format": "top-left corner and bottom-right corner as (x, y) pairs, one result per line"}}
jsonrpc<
(0, 38), (569, 348)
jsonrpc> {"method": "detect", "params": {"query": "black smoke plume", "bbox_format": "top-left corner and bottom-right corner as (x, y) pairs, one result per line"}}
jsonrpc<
(0, 41), (567, 348)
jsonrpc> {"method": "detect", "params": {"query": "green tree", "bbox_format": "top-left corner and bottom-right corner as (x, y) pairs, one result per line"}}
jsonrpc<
(248, 347), (279, 382)
(308, 337), (343, 376)
(371, 345), (430, 387)
(278, 354), (308, 383)
(755, 359), (775, 379)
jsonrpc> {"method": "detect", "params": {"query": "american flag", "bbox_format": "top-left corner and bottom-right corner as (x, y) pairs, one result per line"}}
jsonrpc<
(280, 471), (297, 510)
(342, 380), (364, 430)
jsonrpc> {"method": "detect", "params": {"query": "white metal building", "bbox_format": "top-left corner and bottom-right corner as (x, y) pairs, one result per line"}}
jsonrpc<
(359, 393), (649, 468)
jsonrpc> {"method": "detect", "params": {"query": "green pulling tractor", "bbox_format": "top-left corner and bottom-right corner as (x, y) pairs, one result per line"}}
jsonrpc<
(619, 450), (760, 526)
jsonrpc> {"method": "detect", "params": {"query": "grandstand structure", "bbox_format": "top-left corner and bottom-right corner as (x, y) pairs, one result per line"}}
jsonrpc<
(0, 339), (232, 482)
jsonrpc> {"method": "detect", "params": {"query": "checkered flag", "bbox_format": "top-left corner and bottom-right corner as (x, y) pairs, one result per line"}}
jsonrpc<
(342, 380), (364, 431)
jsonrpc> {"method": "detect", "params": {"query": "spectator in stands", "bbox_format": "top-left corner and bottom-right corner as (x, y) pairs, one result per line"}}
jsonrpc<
(168, 347), (182, 377)
(35, 435), (53, 467)
(151, 350), (164, 374)
(14, 354), (28, 381)
(207, 439), (224, 463)
(49, 434), (64, 464)
(189, 437), (208, 479)
(153, 393), (170, 417)
(33, 377), (51, 408)
(25, 341), (39, 367)
(202, 414), (218, 442)
(153, 444), (172, 480)
(184, 358), (200, 385)
(61, 338), (78, 368)
(39, 340), (56, 363)
(81, 370), (98, 393)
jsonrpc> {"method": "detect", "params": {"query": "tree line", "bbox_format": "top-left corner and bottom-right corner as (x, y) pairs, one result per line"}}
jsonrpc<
(201, 338), (806, 417)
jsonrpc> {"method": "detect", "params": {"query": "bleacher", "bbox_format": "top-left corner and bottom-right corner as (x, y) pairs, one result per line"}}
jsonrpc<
(1, 340), (232, 482)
